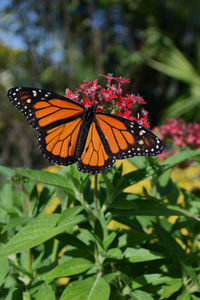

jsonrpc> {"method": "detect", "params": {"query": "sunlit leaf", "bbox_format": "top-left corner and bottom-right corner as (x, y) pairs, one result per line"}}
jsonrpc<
(0, 214), (85, 258)
(60, 276), (110, 300)
(43, 258), (93, 281)
(124, 247), (164, 263)
(160, 278), (183, 298)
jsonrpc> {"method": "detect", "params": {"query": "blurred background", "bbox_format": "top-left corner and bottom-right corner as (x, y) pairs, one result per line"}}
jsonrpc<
(0, 0), (200, 168)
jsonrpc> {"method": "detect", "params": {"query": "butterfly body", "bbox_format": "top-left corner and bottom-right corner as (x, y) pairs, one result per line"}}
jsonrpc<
(75, 104), (97, 157)
(8, 87), (165, 174)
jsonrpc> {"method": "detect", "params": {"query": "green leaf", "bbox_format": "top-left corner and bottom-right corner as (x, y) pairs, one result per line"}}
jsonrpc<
(107, 248), (122, 259)
(124, 247), (164, 263)
(56, 232), (89, 251)
(149, 46), (200, 85)
(109, 198), (193, 218)
(103, 232), (116, 250)
(4, 287), (17, 300)
(128, 157), (148, 169)
(132, 273), (173, 289)
(3, 216), (31, 233)
(160, 278), (183, 299)
(103, 272), (121, 284)
(0, 214), (85, 258)
(0, 258), (9, 286)
(192, 295), (200, 300)
(60, 275), (110, 300)
(182, 264), (200, 293)
(131, 289), (153, 300)
(58, 206), (83, 224)
(162, 149), (200, 171)
(115, 169), (148, 192)
(0, 165), (15, 177)
(17, 169), (69, 190)
(166, 205), (200, 222)
(34, 283), (56, 300)
(176, 290), (191, 300)
(42, 258), (93, 281)
(153, 223), (187, 261)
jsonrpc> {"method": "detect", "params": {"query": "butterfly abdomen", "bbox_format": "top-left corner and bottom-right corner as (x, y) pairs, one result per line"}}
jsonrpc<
(76, 105), (97, 157)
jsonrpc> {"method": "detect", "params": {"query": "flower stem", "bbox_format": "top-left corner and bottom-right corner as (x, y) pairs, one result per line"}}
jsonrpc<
(51, 239), (59, 263)
(94, 174), (98, 216)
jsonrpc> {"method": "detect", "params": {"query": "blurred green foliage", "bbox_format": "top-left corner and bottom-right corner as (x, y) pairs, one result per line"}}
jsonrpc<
(149, 43), (200, 122)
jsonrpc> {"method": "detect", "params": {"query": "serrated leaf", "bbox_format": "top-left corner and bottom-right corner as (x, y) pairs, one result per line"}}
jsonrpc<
(43, 258), (93, 281)
(60, 276), (110, 300)
(124, 247), (164, 263)
(0, 214), (85, 258)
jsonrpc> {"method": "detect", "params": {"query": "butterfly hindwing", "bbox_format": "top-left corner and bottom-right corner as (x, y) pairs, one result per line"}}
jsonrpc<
(77, 121), (115, 174)
(96, 113), (165, 159)
(39, 117), (83, 165)
(8, 87), (85, 166)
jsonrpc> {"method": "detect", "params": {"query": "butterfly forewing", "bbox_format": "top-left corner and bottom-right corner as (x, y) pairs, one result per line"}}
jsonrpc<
(96, 113), (165, 159)
(8, 87), (85, 166)
(7, 87), (84, 130)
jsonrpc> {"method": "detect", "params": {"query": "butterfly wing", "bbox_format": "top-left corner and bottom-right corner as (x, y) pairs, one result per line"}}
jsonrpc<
(77, 121), (115, 174)
(8, 87), (84, 165)
(95, 113), (165, 159)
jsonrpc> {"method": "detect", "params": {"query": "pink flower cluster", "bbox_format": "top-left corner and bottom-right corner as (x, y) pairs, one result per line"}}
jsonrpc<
(65, 74), (149, 127)
(154, 118), (200, 150)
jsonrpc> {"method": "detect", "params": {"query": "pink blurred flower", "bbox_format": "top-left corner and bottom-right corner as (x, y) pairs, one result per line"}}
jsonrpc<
(154, 118), (200, 162)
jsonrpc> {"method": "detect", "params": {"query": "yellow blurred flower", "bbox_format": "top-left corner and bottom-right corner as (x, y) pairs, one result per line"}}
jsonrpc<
(116, 160), (151, 194)
(171, 166), (200, 191)
(45, 197), (60, 215)
(56, 277), (70, 285)
(107, 219), (130, 230)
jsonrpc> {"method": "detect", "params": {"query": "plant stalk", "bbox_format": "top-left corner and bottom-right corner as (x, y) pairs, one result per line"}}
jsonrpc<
(51, 239), (59, 263)
(94, 174), (98, 216)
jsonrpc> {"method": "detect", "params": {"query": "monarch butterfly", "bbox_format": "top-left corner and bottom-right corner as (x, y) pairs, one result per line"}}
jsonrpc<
(7, 87), (165, 174)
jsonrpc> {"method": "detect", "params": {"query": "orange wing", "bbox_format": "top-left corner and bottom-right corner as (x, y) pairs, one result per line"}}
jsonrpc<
(77, 121), (115, 174)
(8, 87), (84, 165)
(95, 113), (165, 159)
(8, 87), (84, 130)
